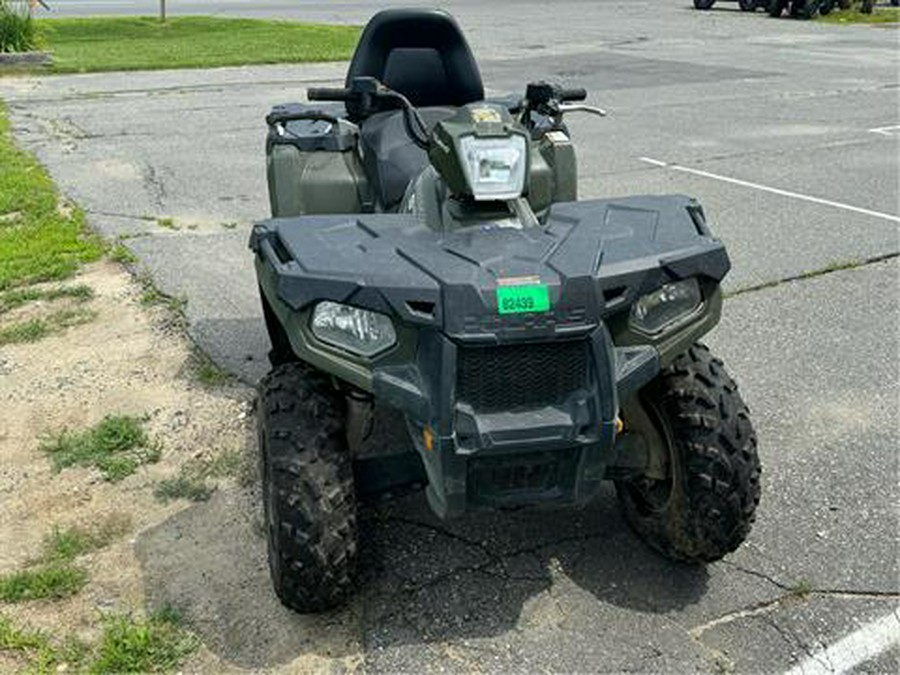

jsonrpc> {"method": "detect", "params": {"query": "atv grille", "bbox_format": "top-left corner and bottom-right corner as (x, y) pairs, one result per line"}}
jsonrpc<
(456, 340), (590, 413)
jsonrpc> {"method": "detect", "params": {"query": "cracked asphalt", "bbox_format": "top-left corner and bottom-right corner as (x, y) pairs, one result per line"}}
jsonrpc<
(2, 1), (898, 672)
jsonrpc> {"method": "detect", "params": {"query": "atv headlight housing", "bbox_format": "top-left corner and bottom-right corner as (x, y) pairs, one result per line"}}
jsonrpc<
(630, 278), (703, 335)
(311, 302), (396, 357)
(459, 135), (528, 201)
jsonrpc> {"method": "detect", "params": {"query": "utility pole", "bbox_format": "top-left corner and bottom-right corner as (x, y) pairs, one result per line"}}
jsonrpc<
(160, 0), (166, 23)
(28, 0), (52, 15)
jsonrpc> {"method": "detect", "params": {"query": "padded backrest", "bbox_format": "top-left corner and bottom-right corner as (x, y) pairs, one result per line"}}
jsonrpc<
(346, 9), (484, 111)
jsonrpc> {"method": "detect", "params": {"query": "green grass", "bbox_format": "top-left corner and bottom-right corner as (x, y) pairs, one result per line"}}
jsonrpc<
(138, 277), (186, 314)
(34, 16), (360, 73)
(40, 415), (160, 481)
(0, 0), (40, 53)
(108, 243), (138, 264)
(0, 283), (93, 315)
(790, 579), (814, 598)
(0, 615), (89, 673)
(154, 449), (248, 503)
(90, 608), (198, 674)
(0, 317), (48, 344)
(41, 514), (131, 564)
(192, 352), (231, 386)
(819, 7), (899, 23)
(0, 617), (47, 651)
(0, 565), (88, 603)
(0, 306), (97, 345)
(1, 609), (194, 674)
(0, 517), (130, 615)
(0, 103), (103, 291)
(154, 474), (214, 503)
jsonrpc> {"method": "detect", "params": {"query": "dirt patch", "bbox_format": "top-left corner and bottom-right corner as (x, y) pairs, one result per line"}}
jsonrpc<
(0, 261), (359, 672)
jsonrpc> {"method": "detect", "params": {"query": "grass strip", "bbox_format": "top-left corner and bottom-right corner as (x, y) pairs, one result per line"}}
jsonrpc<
(1, 609), (195, 674)
(0, 103), (103, 291)
(0, 565), (88, 603)
(90, 607), (198, 674)
(0, 615), (89, 673)
(818, 7), (899, 22)
(0, 306), (97, 345)
(41, 514), (132, 564)
(0, 283), (93, 315)
(154, 449), (249, 503)
(35, 16), (360, 73)
(40, 415), (160, 481)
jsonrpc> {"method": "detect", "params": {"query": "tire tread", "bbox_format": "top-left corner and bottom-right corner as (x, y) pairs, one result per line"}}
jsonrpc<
(259, 362), (357, 612)
(618, 343), (761, 562)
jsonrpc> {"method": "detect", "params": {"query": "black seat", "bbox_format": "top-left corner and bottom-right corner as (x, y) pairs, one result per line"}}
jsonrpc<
(359, 107), (456, 210)
(349, 10), (485, 209)
(346, 9), (484, 112)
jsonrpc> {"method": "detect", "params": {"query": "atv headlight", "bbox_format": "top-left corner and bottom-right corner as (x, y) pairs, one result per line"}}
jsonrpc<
(630, 279), (703, 335)
(311, 302), (396, 357)
(459, 135), (528, 201)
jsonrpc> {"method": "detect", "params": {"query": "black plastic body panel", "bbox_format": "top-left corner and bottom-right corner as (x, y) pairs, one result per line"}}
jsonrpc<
(250, 194), (728, 336)
(359, 107), (456, 209)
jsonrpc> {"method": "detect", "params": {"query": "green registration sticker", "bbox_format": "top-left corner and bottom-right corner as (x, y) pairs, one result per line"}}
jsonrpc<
(496, 285), (551, 315)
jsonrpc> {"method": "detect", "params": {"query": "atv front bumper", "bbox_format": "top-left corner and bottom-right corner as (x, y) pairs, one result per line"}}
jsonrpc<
(373, 326), (658, 518)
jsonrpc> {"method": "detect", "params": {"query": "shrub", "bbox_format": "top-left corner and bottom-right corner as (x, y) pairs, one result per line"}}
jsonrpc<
(0, 1), (38, 54)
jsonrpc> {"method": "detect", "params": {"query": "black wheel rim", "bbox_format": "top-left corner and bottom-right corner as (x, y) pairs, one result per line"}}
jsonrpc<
(623, 395), (677, 516)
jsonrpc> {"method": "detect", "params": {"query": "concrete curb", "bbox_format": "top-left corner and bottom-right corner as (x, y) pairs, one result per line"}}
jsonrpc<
(0, 51), (53, 67)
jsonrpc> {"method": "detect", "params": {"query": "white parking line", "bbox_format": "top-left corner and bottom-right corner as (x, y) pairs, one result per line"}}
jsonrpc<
(782, 611), (900, 675)
(639, 157), (900, 224)
(869, 125), (900, 137)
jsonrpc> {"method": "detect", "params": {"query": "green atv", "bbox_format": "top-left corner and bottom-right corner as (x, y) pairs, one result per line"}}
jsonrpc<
(252, 9), (761, 613)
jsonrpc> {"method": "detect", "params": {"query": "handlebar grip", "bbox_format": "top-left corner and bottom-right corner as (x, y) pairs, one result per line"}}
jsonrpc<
(558, 87), (587, 103)
(307, 87), (354, 102)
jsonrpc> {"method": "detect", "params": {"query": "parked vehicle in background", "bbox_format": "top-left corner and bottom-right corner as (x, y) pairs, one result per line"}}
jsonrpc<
(769, 0), (877, 18)
(693, 0), (765, 10)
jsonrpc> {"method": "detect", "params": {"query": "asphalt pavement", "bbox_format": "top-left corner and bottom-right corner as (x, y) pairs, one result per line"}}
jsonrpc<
(2, 1), (898, 672)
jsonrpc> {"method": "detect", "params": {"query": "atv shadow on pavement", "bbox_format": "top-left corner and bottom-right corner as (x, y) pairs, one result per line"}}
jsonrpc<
(136, 478), (709, 669)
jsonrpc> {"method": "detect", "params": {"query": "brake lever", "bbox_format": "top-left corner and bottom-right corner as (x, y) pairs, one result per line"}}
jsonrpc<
(558, 104), (608, 117)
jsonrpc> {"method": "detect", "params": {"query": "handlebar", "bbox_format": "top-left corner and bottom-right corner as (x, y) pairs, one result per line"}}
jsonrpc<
(305, 78), (599, 148)
(308, 78), (432, 150)
(307, 87), (354, 102)
(558, 87), (587, 103)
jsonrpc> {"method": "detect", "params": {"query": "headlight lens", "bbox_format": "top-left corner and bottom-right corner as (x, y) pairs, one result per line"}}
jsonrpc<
(630, 279), (703, 335)
(311, 302), (396, 357)
(459, 135), (528, 201)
